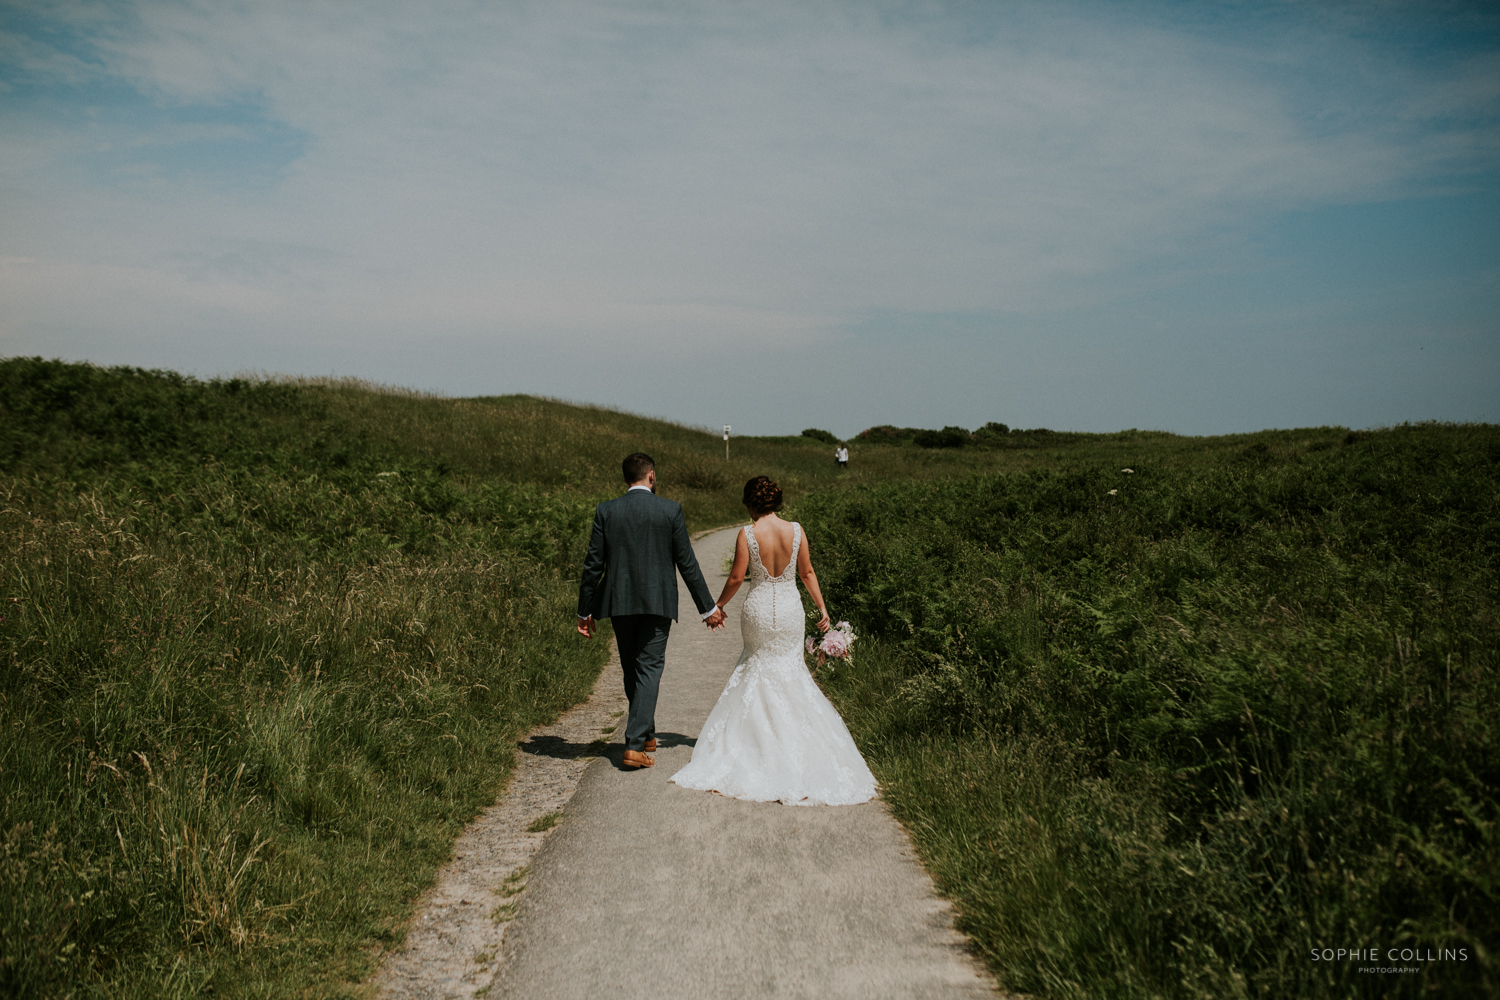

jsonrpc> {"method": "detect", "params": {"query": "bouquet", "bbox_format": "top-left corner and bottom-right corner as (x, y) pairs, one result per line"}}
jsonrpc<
(805, 619), (856, 672)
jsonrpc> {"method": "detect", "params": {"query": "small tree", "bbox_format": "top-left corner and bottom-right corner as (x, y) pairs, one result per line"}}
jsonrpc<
(914, 426), (970, 449)
(801, 428), (839, 445)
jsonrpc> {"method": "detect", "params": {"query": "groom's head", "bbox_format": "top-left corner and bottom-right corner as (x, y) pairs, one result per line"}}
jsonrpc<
(623, 452), (656, 487)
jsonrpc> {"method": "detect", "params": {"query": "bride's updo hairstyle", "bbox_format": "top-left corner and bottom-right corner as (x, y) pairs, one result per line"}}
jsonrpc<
(743, 476), (783, 516)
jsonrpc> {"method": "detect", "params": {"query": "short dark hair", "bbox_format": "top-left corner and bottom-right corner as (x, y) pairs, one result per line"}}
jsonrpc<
(742, 476), (783, 515)
(622, 453), (655, 484)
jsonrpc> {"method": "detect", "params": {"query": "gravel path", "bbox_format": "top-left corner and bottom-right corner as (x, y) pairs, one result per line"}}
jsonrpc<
(374, 647), (628, 998)
(378, 525), (999, 999)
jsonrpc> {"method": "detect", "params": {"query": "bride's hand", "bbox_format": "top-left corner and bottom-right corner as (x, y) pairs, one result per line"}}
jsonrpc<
(815, 610), (831, 632)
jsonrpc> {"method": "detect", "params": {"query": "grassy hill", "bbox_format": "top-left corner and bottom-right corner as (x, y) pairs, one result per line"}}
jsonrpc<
(0, 361), (620, 997)
(2, 357), (1494, 998)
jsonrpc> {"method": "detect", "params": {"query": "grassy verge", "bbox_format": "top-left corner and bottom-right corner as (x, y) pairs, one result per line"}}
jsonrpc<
(799, 423), (1498, 998)
(0, 361), (608, 997)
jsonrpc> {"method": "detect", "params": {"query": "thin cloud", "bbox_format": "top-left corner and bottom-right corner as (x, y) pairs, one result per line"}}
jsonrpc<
(0, 0), (1495, 431)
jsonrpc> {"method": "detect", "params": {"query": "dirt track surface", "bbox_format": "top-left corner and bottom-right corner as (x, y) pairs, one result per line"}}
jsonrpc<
(375, 648), (628, 998)
(380, 525), (998, 999)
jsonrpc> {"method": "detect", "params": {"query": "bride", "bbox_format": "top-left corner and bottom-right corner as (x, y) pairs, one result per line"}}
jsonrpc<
(671, 476), (877, 806)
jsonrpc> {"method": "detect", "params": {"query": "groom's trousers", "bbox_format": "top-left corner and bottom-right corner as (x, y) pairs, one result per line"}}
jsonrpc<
(611, 614), (672, 751)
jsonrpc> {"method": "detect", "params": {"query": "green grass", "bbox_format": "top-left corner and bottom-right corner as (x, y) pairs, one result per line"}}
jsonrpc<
(798, 422), (1499, 998)
(251, 374), (1251, 530)
(525, 812), (563, 834)
(4, 357), (1494, 998)
(0, 361), (611, 997)
(498, 866), (528, 897)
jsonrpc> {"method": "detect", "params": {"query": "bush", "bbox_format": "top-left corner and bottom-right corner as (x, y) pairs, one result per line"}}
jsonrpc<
(673, 460), (732, 492)
(856, 425), (916, 443)
(913, 426), (970, 449)
(801, 428), (839, 445)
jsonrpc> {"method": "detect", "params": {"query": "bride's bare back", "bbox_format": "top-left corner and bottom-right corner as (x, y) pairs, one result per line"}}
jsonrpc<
(712, 505), (829, 633)
(750, 513), (799, 576)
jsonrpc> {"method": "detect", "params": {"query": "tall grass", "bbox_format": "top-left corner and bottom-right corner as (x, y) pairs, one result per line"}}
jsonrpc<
(0, 360), (606, 997)
(268, 380), (1325, 529)
(9, 357), (1492, 997)
(799, 423), (1499, 998)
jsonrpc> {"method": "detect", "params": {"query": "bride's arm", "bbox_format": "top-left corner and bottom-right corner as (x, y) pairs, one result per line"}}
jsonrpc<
(712, 529), (750, 611)
(796, 532), (831, 632)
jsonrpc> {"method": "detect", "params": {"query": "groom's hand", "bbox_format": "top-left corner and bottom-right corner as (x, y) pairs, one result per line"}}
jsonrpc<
(576, 615), (596, 638)
(705, 608), (726, 630)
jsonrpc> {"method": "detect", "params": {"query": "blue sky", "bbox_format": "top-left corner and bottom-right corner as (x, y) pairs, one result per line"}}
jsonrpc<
(2, 0), (1496, 437)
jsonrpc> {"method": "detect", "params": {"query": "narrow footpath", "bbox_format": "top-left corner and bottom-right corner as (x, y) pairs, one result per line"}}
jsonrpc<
(486, 526), (997, 999)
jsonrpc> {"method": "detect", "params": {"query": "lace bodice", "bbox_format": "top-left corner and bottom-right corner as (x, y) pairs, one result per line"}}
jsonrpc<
(742, 522), (802, 657)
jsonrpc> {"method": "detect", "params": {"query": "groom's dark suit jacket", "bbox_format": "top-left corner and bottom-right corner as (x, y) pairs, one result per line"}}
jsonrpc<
(577, 489), (716, 621)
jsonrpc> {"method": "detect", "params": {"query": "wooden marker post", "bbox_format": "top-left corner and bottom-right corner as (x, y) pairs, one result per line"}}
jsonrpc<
(724, 425), (731, 461)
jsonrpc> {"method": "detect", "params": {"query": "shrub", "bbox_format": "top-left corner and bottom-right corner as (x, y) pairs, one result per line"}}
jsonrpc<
(801, 428), (839, 445)
(672, 460), (732, 492)
(913, 426), (970, 449)
(856, 425), (916, 443)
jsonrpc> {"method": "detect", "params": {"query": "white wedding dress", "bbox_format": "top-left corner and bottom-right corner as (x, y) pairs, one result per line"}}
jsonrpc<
(671, 522), (877, 806)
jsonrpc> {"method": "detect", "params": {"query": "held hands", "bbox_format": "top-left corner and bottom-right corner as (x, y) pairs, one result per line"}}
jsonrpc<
(704, 607), (727, 631)
(576, 616), (596, 638)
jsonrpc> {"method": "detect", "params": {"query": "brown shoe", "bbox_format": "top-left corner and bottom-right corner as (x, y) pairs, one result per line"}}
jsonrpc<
(643, 738), (657, 752)
(622, 750), (655, 769)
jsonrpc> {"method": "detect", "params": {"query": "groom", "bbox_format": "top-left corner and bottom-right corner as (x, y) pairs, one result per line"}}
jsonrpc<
(577, 453), (726, 769)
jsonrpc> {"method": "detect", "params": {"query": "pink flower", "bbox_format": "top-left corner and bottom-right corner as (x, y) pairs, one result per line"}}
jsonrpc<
(820, 632), (851, 658)
(805, 636), (817, 655)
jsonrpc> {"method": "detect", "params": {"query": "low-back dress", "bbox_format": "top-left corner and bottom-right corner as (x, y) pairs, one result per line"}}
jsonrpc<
(670, 522), (877, 806)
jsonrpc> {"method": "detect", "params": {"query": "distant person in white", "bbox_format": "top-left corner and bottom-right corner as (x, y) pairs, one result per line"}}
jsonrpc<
(835, 445), (848, 469)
